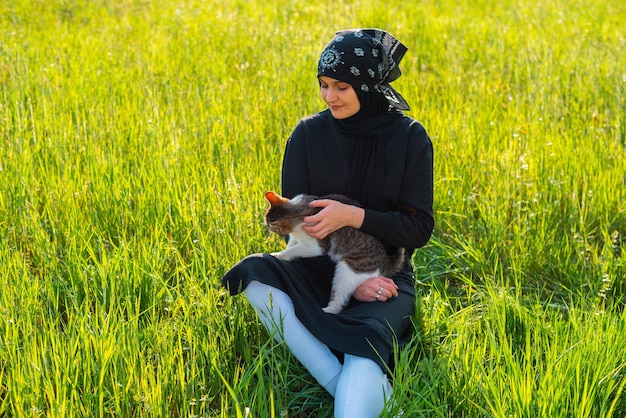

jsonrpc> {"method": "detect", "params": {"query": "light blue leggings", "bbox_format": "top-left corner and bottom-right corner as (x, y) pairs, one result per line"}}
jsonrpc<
(244, 280), (392, 418)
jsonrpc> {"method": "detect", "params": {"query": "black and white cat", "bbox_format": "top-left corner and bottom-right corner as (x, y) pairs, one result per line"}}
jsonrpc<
(264, 191), (404, 314)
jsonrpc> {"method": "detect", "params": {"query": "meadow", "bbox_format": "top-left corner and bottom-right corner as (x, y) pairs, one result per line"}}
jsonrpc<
(0, 0), (625, 416)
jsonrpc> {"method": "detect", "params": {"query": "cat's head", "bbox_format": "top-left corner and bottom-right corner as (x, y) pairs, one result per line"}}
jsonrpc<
(264, 191), (318, 236)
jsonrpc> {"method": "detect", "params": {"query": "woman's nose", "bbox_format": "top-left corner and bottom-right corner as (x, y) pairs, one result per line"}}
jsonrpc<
(324, 88), (336, 102)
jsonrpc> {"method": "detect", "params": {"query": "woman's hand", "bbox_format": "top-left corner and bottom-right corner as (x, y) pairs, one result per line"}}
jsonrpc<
(302, 199), (364, 239)
(353, 276), (399, 303)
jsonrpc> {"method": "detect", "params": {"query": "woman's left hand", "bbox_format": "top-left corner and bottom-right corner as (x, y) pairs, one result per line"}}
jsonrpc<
(302, 199), (363, 239)
(353, 276), (399, 303)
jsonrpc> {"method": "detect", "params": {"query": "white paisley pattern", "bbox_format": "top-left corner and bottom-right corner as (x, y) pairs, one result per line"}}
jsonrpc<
(318, 46), (343, 72)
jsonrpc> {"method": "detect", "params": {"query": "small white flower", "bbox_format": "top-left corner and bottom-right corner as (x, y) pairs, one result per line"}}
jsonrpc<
(354, 47), (365, 56)
(351, 66), (360, 76)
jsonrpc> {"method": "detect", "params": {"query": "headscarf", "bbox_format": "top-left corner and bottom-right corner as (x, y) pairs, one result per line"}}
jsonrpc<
(317, 28), (410, 111)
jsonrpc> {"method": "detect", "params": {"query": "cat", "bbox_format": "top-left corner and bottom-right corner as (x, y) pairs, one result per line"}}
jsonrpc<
(264, 191), (405, 314)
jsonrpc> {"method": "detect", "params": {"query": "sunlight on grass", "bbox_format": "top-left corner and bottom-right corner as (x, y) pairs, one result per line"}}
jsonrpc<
(1, 0), (625, 416)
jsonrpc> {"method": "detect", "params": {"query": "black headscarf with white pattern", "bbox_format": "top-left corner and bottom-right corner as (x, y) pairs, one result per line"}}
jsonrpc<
(317, 28), (410, 111)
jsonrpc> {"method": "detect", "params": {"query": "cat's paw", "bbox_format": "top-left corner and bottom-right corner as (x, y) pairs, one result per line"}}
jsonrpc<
(322, 305), (342, 314)
(271, 251), (289, 260)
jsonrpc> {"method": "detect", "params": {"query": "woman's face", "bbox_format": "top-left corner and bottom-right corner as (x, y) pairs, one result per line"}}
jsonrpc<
(319, 76), (361, 119)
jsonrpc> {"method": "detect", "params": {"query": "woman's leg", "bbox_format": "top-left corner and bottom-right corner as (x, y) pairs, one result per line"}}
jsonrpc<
(334, 354), (392, 418)
(244, 280), (342, 395)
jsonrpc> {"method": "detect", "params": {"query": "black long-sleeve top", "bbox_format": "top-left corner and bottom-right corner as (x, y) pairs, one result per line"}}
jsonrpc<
(281, 109), (434, 255)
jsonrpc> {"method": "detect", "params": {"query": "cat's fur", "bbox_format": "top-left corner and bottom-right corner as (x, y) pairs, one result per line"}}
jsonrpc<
(264, 191), (405, 314)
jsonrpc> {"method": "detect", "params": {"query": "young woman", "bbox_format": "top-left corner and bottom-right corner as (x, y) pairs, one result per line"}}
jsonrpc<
(222, 28), (434, 417)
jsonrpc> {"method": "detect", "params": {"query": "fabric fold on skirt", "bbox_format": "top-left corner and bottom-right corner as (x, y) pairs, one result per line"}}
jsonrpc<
(221, 253), (415, 371)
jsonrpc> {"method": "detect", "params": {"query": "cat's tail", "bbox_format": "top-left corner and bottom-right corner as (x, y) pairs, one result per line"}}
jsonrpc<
(386, 247), (405, 276)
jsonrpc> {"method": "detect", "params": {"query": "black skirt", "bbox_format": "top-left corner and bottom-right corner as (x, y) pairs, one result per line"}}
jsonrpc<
(221, 253), (416, 371)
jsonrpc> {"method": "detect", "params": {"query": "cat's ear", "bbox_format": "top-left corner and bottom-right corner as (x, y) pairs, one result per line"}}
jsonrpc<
(265, 191), (286, 206)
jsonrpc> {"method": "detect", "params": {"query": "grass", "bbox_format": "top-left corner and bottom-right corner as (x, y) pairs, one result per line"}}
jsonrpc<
(0, 0), (625, 416)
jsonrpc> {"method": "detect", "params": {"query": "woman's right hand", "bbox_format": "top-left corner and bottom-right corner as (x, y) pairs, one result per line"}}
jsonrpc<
(302, 200), (364, 239)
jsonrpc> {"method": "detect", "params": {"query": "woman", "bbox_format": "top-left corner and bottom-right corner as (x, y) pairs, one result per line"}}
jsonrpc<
(222, 28), (434, 417)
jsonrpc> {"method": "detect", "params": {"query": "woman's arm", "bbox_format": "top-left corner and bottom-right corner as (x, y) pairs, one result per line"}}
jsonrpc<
(281, 120), (311, 198)
(361, 131), (434, 249)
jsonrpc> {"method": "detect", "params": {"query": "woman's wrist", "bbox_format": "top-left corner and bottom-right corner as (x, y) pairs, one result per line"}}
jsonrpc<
(351, 206), (355, 227)
(350, 205), (365, 229)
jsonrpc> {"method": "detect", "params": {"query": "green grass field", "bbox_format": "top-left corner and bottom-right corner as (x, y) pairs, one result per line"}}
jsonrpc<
(1, 0), (625, 416)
